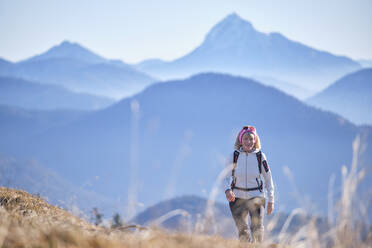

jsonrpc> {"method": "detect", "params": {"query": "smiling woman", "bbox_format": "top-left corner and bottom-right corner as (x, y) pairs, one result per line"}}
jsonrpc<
(224, 125), (275, 243)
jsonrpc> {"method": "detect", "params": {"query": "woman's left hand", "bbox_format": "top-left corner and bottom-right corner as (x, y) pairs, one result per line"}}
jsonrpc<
(267, 202), (274, 215)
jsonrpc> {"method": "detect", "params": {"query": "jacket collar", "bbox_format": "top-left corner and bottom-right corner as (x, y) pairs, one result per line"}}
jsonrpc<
(239, 147), (260, 154)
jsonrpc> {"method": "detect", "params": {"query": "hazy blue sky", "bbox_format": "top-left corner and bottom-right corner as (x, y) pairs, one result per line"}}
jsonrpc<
(1, 0), (371, 63)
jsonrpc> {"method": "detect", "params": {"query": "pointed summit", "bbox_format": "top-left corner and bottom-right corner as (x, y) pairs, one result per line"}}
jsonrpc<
(222, 12), (252, 27)
(22, 40), (107, 64)
(57, 40), (85, 51)
(202, 13), (260, 47)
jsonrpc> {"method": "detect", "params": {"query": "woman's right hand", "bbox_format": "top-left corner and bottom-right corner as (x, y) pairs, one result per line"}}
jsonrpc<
(225, 189), (236, 202)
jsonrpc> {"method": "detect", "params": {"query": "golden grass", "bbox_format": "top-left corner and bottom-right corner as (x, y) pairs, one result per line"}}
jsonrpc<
(0, 187), (265, 248)
(0, 172), (369, 248)
(0, 137), (370, 247)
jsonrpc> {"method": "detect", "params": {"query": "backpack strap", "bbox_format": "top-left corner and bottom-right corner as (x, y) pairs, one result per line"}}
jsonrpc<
(231, 150), (264, 193)
(231, 150), (240, 189)
(256, 151), (262, 174)
(232, 150), (240, 173)
(256, 151), (263, 192)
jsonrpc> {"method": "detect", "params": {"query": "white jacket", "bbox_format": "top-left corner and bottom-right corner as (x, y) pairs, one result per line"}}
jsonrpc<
(224, 148), (275, 203)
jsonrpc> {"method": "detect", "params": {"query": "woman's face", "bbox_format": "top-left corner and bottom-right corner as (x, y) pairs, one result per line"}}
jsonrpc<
(242, 133), (255, 151)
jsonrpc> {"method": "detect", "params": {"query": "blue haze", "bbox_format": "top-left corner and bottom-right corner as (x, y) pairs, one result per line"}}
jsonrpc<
(1, 73), (370, 218)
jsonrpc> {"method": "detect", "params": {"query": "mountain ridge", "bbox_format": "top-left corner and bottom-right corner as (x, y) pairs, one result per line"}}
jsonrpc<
(0, 76), (115, 110)
(0, 41), (157, 99)
(307, 68), (372, 124)
(20, 40), (108, 64)
(7, 72), (368, 217)
(136, 13), (361, 95)
(0, 157), (117, 215)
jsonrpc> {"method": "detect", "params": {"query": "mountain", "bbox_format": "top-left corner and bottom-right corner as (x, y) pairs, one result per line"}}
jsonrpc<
(0, 156), (118, 216)
(0, 104), (89, 154)
(132, 195), (327, 238)
(0, 77), (115, 110)
(137, 61), (314, 100)
(135, 59), (168, 71)
(132, 195), (234, 236)
(251, 75), (314, 100)
(7, 73), (371, 218)
(0, 58), (13, 75)
(0, 41), (157, 99)
(136, 13), (361, 94)
(358, 59), (372, 68)
(21, 41), (137, 71)
(20, 41), (108, 65)
(307, 68), (372, 125)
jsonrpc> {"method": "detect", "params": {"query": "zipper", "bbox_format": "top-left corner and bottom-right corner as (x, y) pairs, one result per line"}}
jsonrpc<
(245, 153), (248, 193)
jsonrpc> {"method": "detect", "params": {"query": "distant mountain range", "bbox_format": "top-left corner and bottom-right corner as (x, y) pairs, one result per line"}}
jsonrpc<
(0, 14), (362, 101)
(22, 41), (108, 65)
(0, 41), (157, 99)
(2, 73), (371, 218)
(358, 59), (372, 68)
(135, 13), (361, 97)
(0, 104), (88, 153)
(0, 156), (117, 216)
(250, 75), (312, 100)
(307, 68), (372, 125)
(0, 77), (114, 110)
(131, 195), (328, 238)
(132, 195), (234, 236)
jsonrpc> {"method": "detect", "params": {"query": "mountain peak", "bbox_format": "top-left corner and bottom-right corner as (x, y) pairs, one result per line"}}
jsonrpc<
(223, 12), (250, 25)
(0, 57), (13, 65)
(58, 40), (81, 49)
(219, 12), (254, 29)
(22, 40), (107, 64)
(49, 40), (96, 56)
(202, 13), (258, 46)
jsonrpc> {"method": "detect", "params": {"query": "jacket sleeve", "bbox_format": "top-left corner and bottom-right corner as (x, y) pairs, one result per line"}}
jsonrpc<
(261, 152), (275, 203)
(223, 152), (234, 192)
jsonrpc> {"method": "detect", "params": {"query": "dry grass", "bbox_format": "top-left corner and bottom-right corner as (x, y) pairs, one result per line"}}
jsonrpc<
(0, 173), (370, 248)
(0, 138), (371, 247)
(0, 187), (260, 248)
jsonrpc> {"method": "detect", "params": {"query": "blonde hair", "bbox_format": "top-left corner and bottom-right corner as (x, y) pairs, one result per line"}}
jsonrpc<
(234, 125), (261, 150)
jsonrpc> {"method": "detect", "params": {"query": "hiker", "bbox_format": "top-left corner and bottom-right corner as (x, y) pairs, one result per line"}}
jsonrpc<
(224, 125), (275, 243)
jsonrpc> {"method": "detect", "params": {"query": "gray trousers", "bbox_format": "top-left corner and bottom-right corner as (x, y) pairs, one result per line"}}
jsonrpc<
(229, 196), (266, 242)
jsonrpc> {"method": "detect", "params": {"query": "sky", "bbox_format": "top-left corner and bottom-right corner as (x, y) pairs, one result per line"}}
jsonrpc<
(1, 0), (371, 64)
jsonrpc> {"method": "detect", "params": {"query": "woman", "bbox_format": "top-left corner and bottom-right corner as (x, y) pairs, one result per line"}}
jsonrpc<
(224, 126), (275, 242)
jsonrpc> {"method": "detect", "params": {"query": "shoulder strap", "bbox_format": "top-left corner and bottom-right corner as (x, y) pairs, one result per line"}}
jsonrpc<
(231, 150), (240, 189)
(256, 151), (262, 174)
(232, 150), (240, 177)
(233, 150), (240, 164)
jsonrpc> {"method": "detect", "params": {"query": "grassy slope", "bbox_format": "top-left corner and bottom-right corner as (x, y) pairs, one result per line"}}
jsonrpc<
(0, 185), (371, 248)
(0, 187), (244, 248)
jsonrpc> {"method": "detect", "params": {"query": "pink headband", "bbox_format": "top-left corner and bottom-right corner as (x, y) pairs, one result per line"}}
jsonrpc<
(238, 127), (257, 143)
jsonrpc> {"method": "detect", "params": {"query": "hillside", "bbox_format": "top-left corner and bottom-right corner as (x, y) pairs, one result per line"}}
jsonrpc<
(0, 77), (114, 110)
(0, 156), (118, 216)
(358, 59), (372, 68)
(6, 73), (371, 217)
(0, 185), (370, 247)
(0, 187), (101, 247)
(131, 195), (329, 239)
(0, 104), (89, 154)
(307, 68), (372, 125)
(0, 187), (242, 248)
